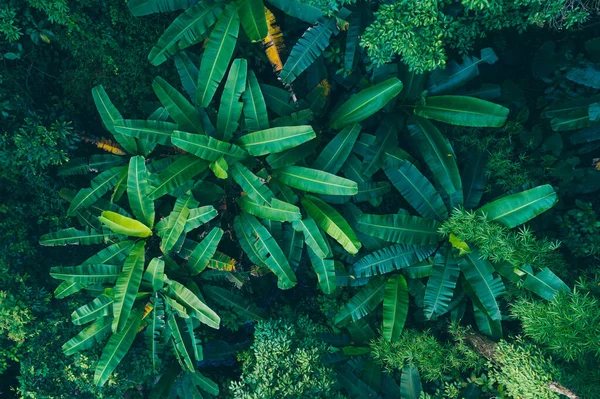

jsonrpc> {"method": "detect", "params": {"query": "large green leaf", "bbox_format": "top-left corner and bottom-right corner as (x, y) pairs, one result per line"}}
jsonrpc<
(543, 95), (600, 131)
(336, 367), (382, 399)
(357, 214), (441, 246)
(238, 196), (302, 222)
(114, 119), (177, 146)
(384, 162), (448, 221)
(187, 227), (224, 275)
(459, 250), (505, 321)
(423, 247), (460, 320)
(361, 116), (399, 177)
(128, 0), (196, 16)
(237, 0), (268, 42)
(80, 239), (134, 266)
(231, 162), (274, 205)
(282, 222), (304, 268)
(68, 167), (125, 216)
(236, 126), (316, 156)
(127, 156), (155, 227)
(202, 285), (266, 320)
(334, 277), (386, 326)
(280, 18), (338, 84)
(148, 0), (223, 65)
(291, 217), (329, 258)
(400, 366), (423, 399)
(184, 205), (218, 232)
(273, 166), (358, 196)
(167, 315), (198, 371)
(166, 279), (220, 328)
(171, 130), (248, 161)
(54, 281), (88, 299)
(414, 95), (509, 128)
(92, 85), (137, 154)
(94, 310), (143, 386)
(197, 3), (240, 106)
(158, 207), (190, 254)
(40, 228), (115, 246)
(265, 140), (318, 169)
(312, 123), (360, 174)
(174, 51), (199, 100)
(71, 294), (114, 325)
(63, 316), (112, 356)
(521, 266), (570, 300)
(351, 244), (434, 278)
(242, 70), (269, 131)
(99, 211), (152, 238)
(477, 185), (558, 229)
(354, 181), (391, 204)
(301, 194), (361, 255)
(153, 76), (204, 133)
(383, 274), (409, 342)
(59, 154), (126, 176)
(330, 78), (403, 129)
(235, 213), (297, 289)
(50, 264), (120, 283)
(143, 258), (165, 292)
(145, 296), (166, 372)
(408, 116), (462, 208)
(190, 371), (220, 396)
(112, 241), (145, 332)
(260, 84), (297, 116)
(217, 58), (247, 141)
(265, 0), (322, 24)
(148, 155), (208, 199)
(307, 245), (336, 295)
(462, 149), (488, 210)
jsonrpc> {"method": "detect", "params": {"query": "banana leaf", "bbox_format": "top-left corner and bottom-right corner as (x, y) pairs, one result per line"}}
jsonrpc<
(71, 294), (114, 325)
(231, 162), (274, 205)
(242, 70), (269, 131)
(112, 241), (146, 332)
(63, 316), (112, 356)
(307, 244), (336, 294)
(382, 274), (409, 342)
(166, 279), (220, 328)
(197, 3), (240, 106)
(217, 58), (247, 141)
(265, 0), (322, 24)
(423, 247), (460, 320)
(50, 264), (121, 283)
(174, 51), (199, 100)
(236, 126), (316, 156)
(238, 196), (302, 221)
(40, 228), (116, 246)
(153, 76), (204, 133)
(148, 156), (208, 199)
(172, 130), (248, 161)
(128, 0), (197, 16)
(237, 0), (268, 42)
(67, 166), (126, 216)
(92, 85), (137, 154)
(357, 214), (440, 246)
(312, 123), (360, 174)
(273, 166), (358, 196)
(334, 277), (386, 326)
(292, 217), (330, 258)
(127, 156), (155, 227)
(459, 250), (505, 321)
(330, 78), (403, 129)
(202, 285), (266, 320)
(414, 95), (509, 128)
(351, 244), (434, 278)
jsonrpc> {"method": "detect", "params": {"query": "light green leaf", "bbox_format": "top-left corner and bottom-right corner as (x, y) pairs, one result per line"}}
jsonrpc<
(238, 196), (302, 221)
(187, 227), (223, 275)
(166, 280), (220, 328)
(273, 166), (358, 196)
(217, 58), (247, 141)
(242, 70), (269, 131)
(99, 211), (152, 238)
(172, 130), (248, 162)
(127, 156), (155, 227)
(63, 316), (112, 356)
(237, 126), (316, 156)
(112, 241), (145, 332)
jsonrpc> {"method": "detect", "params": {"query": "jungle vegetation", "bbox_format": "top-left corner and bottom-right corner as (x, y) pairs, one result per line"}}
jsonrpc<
(1, 0), (600, 398)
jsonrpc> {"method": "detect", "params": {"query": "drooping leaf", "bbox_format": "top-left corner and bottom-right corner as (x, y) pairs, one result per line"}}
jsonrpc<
(172, 130), (248, 161)
(40, 228), (116, 246)
(167, 315), (196, 371)
(148, 0), (223, 65)
(384, 162), (448, 221)
(334, 277), (386, 326)
(351, 244), (434, 278)
(231, 162), (274, 205)
(153, 76), (204, 133)
(71, 294), (114, 325)
(99, 211), (152, 238)
(302, 194), (362, 255)
(382, 274), (409, 342)
(459, 250), (505, 321)
(127, 156), (155, 228)
(291, 217), (329, 258)
(242, 70), (269, 131)
(238, 196), (302, 221)
(330, 78), (403, 129)
(237, 0), (268, 42)
(423, 247), (460, 320)
(92, 85), (137, 154)
(58, 154), (126, 176)
(112, 241), (145, 332)
(67, 167), (126, 216)
(145, 296), (166, 373)
(280, 18), (338, 84)
(187, 227), (223, 275)
(400, 366), (422, 399)
(477, 184), (558, 228)
(63, 316), (112, 356)
(114, 119), (177, 146)
(55, 281), (88, 299)
(313, 123), (361, 174)
(521, 267), (570, 300)
(197, 3), (240, 107)
(235, 213), (297, 289)
(265, 0), (322, 24)
(94, 310), (143, 386)
(357, 214), (440, 246)
(273, 166), (358, 196)
(203, 285), (266, 320)
(128, 0), (197, 16)
(166, 279), (220, 328)
(408, 116), (462, 208)
(217, 59), (247, 141)
(473, 302), (503, 340)
(174, 51), (199, 99)
(236, 126), (316, 156)
(414, 95), (509, 128)
(148, 156), (208, 199)
(50, 264), (121, 283)
(307, 245), (336, 294)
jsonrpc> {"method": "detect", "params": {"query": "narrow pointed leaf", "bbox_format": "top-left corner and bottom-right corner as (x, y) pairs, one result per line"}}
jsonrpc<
(242, 70), (269, 131)
(153, 76), (204, 133)
(172, 130), (248, 161)
(167, 280), (220, 328)
(273, 166), (358, 196)
(217, 58), (247, 141)
(63, 316), (112, 356)
(112, 241), (145, 332)
(312, 123), (360, 174)
(92, 85), (137, 153)
(383, 275), (408, 342)
(237, 126), (316, 156)
(237, 0), (268, 42)
(357, 214), (440, 246)
(187, 227), (224, 275)
(414, 95), (509, 128)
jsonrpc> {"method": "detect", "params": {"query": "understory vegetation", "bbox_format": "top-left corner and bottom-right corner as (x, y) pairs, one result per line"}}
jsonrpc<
(1, 0), (600, 398)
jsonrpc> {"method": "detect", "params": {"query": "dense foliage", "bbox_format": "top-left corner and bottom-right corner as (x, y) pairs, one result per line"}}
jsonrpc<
(2, 0), (600, 398)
